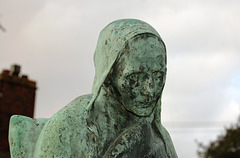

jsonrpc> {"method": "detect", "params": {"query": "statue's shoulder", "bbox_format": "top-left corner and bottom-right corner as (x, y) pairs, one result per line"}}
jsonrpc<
(33, 94), (92, 157)
(40, 93), (92, 133)
(41, 93), (92, 129)
(56, 93), (92, 115)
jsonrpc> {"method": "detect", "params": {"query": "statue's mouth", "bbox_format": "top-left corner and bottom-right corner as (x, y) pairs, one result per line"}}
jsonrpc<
(138, 99), (156, 108)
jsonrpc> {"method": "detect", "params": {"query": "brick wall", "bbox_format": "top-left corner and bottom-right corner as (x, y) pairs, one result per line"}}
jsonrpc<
(0, 65), (37, 158)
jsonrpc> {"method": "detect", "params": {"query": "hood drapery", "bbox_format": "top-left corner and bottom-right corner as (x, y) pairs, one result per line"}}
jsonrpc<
(87, 19), (166, 114)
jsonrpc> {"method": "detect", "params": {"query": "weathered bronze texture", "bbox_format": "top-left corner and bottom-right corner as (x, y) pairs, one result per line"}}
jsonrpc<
(9, 19), (177, 158)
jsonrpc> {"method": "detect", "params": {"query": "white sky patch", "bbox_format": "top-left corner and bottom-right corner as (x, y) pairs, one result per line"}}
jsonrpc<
(218, 101), (239, 121)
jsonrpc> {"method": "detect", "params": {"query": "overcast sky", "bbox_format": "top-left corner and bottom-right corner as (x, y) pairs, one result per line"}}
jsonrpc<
(1, 0), (240, 157)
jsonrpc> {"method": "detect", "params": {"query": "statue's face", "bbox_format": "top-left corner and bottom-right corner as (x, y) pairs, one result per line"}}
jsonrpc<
(112, 35), (166, 116)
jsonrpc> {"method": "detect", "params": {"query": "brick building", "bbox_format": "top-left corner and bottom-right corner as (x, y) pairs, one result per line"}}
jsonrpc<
(0, 65), (37, 158)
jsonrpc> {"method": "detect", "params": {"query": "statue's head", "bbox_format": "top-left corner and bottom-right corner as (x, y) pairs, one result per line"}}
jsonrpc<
(111, 34), (166, 116)
(88, 19), (166, 117)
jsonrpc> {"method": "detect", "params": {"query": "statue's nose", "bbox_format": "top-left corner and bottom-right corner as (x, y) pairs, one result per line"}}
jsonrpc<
(141, 76), (155, 98)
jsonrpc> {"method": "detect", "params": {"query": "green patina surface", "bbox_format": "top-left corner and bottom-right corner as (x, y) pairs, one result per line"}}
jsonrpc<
(9, 19), (178, 158)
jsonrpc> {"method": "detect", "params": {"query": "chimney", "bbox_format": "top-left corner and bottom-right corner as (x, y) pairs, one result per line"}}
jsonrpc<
(0, 64), (37, 158)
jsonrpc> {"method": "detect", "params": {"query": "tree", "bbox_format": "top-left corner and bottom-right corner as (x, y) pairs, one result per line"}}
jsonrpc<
(197, 117), (240, 158)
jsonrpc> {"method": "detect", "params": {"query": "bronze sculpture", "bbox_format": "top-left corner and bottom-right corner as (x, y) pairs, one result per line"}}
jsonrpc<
(9, 19), (177, 158)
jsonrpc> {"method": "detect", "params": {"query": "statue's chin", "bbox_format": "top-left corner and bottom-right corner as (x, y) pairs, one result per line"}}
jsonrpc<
(125, 103), (156, 117)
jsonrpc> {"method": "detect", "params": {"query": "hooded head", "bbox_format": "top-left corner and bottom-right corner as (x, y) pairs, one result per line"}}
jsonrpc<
(86, 19), (177, 157)
(87, 19), (166, 118)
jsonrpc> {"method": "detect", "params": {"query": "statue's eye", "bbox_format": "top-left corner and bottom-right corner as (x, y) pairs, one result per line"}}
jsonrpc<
(125, 73), (142, 86)
(126, 72), (139, 79)
(129, 74), (138, 80)
(128, 74), (138, 85)
(153, 71), (162, 78)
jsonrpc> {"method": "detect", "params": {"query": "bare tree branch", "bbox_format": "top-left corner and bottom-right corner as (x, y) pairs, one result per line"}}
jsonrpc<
(0, 23), (6, 32)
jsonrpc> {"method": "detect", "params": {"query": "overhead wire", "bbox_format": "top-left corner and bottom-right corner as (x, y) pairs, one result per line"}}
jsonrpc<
(162, 121), (235, 134)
